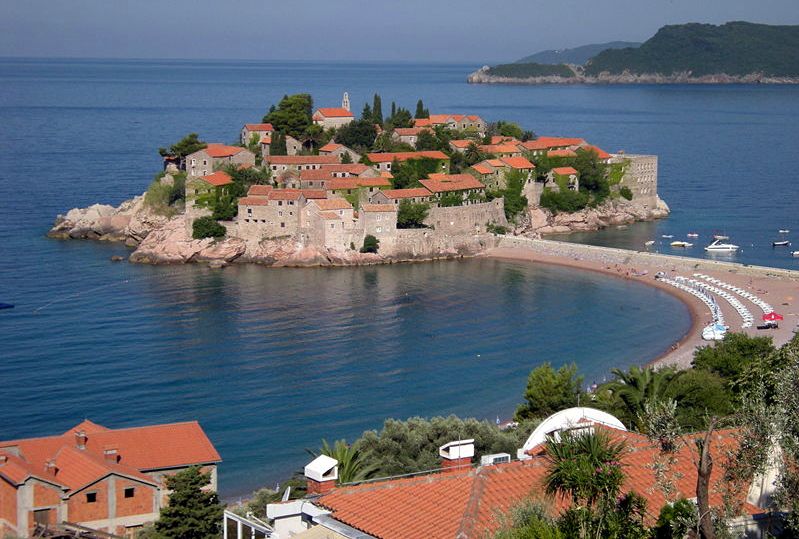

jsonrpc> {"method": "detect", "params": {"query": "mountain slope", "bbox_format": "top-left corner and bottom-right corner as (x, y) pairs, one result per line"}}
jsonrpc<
(515, 41), (641, 65)
(585, 22), (799, 77)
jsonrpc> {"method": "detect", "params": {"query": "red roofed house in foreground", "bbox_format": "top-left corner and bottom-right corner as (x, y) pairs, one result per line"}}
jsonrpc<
(0, 420), (220, 538)
(259, 408), (778, 539)
(186, 144), (255, 177)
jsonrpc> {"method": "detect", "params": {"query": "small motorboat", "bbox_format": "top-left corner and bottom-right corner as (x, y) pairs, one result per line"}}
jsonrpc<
(705, 239), (739, 252)
(671, 241), (693, 247)
(645, 240), (655, 247)
(687, 233), (699, 238)
(779, 229), (790, 234)
(661, 234), (674, 239)
(792, 251), (799, 257)
(713, 234), (730, 241)
(773, 240), (791, 247)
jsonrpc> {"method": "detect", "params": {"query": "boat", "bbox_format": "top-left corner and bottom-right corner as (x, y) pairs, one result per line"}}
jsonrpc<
(661, 234), (673, 239)
(779, 229), (790, 234)
(773, 240), (790, 247)
(792, 251), (799, 257)
(702, 323), (727, 341)
(687, 233), (699, 238)
(705, 239), (739, 252)
(670, 241), (693, 247)
(645, 240), (655, 247)
(713, 234), (729, 241)
(0, 303), (13, 310)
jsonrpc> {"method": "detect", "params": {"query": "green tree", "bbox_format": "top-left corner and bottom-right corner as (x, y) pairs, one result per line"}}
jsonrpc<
(620, 186), (633, 200)
(495, 500), (563, 539)
(372, 94), (383, 126)
(498, 169), (528, 221)
(360, 234), (379, 253)
(361, 102), (373, 121)
(387, 107), (413, 129)
(391, 157), (440, 189)
(663, 369), (733, 431)
(335, 119), (378, 151)
(438, 192), (463, 207)
(154, 466), (223, 539)
(515, 363), (583, 421)
(604, 366), (678, 431)
(192, 217), (226, 239)
(263, 94), (313, 139)
(464, 143), (488, 166)
(397, 200), (430, 228)
(692, 332), (775, 384)
(573, 148), (610, 201)
(340, 151), (353, 164)
(311, 439), (376, 484)
(494, 121), (524, 140)
(414, 99), (429, 119)
(158, 133), (207, 169)
(653, 498), (699, 539)
(539, 189), (590, 213)
(270, 131), (288, 156)
(414, 129), (439, 151)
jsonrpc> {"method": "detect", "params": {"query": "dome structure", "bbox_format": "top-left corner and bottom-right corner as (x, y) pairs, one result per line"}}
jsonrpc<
(520, 407), (627, 455)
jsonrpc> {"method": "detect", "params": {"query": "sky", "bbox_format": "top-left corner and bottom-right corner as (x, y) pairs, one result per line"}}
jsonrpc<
(2, 0), (798, 63)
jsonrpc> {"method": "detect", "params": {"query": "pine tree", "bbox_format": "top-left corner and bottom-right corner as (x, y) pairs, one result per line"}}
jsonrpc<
(361, 103), (372, 121)
(415, 99), (429, 119)
(154, 466), (223, 539)
(270, 131), (288, 156)
(372, 94), (383, 126)
(390, 101), (397, 121)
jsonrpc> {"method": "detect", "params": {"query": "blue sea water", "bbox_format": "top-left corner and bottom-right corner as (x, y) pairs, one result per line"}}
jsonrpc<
(0, 58), (795, 496)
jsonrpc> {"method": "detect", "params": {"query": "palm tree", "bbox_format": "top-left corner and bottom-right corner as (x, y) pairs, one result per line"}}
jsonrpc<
(308, 439), (377, 484)
(607, 366), (677, 431)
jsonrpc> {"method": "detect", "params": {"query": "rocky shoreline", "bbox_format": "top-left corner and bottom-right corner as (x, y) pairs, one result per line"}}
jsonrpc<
(48, 195), (668, 267)
(467, 66), (799, 85)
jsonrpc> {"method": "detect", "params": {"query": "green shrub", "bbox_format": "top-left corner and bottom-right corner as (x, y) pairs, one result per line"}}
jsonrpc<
(360, 234), (379, 253)
(620, 186), (633, 200)
(487, 223), (508, 235)
(192, 217), (226, 239)
(144, 172), (186, 216)
(539, 189), (589, 214)
(397, 201), (430, 229)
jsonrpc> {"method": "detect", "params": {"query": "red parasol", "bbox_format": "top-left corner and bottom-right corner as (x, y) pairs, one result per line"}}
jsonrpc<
(762, 312), (784, 322)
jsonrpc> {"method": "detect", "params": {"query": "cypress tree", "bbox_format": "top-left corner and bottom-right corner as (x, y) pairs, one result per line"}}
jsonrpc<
(270, 131), (288, 156)
(415, 99), (429, 119)
(372, 94), (383, 126)
(361, 102), (372, 121)
(390, 101), (397, 122)
(154, 466), (223, 539)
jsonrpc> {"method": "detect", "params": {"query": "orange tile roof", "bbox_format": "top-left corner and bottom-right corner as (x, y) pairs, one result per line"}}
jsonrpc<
(521, 137), (586, 151)
(361, 204), (397, 213)
(199, 171), (234, 187)
(315, 108), (354, 118)
(300, 169), (335, 182)
(552, 166), (578, 175)
(486, 159), (505, 167)
(317, 211), (341, 220)
(413, 118), (432, 127)
(239, 196), (269, 206)
(318, 428), (750, 539)
(419, 174), (485, 193)
(247, 185), (274, 196)
(301, 189), (327, 199)
(380, 188), (432, 199)
(449, 139), (474, 149)
(267, 155), (341, 165)
(321, 164), (372, 175)
(312, 198), (353, 211)
(394, 127), (429, 136)
(327, 177), (391, 190)
(490, 136), (520, 145)
(204, 144), (245, 158)
(379, 171), (394, 179)
(582, 145), (612, 159)
(547, 149), (577, 158)
(366, 151), (449, 163)
(471, 164), (494, 175)
(266, 189), (305, 201)
(319, 142), (343, 152)
(501, 156), (535, 169)
(260, 136), (272, 145)
(244, 123), (274, 131)
(479, 143), (521, 155)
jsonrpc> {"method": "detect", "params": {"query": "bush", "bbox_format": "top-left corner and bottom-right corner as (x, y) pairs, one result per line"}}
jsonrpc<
(192, 217), (226, 239)
(397, 201), (430, 229)
(360, 234), (379, 253)
(539, 189), (589, 214)
(487, 223), (508, 235)
(620, 186), (633, 200)
(515, 363), (583, 421)
(144, 172), (186, 215)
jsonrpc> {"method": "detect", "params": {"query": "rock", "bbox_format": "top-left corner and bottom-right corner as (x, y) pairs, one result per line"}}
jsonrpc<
(208, 260), (227, 269)
(197, 238), (246, 263)
(110, 255), (124, 262)
(129, 217), (212, 264)
(529, 207), (551, 230)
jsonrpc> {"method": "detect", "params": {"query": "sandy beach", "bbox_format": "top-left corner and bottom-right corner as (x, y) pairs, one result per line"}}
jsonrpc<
(485, 242), (799, 369)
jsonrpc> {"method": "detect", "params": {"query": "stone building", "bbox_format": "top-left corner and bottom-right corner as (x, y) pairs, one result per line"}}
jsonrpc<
(318, 142), (361, 164)
(303, 199), (357, 250)
(423, 199), (507, 234)
(469, 157), (535, 191)
(237, 189), (307, 239)
(365, 151), (450, 173)
(413, 114), (486, 134)
(520, 136), (586, 158)
(186, 144), (255, 177)
(613, 154), (659, 209)
(370, 187), (433, 206)
(419, 173), (486, 205)
(359, 204), (398, 251)
(184, 171), (235, 232)
(312, 108), (354, 129)
(240, 123), (274, 146)
(266, 155), (341, 174)
(477, 143), (523, 157)
(0, 420), (220, 538)
(326, 177), (391, 209)
(391, 127), (430, 147)
(546, 167), (580, 192)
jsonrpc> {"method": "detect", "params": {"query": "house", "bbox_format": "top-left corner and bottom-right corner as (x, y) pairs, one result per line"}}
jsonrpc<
(298, 164), (381, 189)
(547, 166), (580, 192)
(325, 177), (391, 208)
(185, 170), (236, 220)
(304, 199), (357, 250)
(370, 187), (433, 206)
(365, 151), (450, 173)
(312, 108), (354, 129)
(264, 408), (778, 539)
(478, 143), (523, 157)
(413, 114), (486, 134)
(469, 157), (535, 190)
(520, 136), (586, 157)
(612, 153), (659, 209)
(266, 155), (341, 174)
(318, 142), (361, 164)
(259, 134), (303, 158)
(0, 420), (220, 538)
(546, 149), (577, 159)
(240, 123), (274, 146)
(359, 204), (397, 249)
(419, 173), (486, 205)
(186, 144), (255, 177)
(237, 188), (312, 238)
(391, 127), (430, 147)
(448, 139), (475, 153)
(583, 145), (613, 164)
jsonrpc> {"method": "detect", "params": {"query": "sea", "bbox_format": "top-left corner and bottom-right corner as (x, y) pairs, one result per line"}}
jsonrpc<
(0, 58), (797, 497)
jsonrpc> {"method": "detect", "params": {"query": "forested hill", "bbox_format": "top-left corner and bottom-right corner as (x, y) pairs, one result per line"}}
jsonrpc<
(515, 41), (640, 66)
(585, 22), (799, 77)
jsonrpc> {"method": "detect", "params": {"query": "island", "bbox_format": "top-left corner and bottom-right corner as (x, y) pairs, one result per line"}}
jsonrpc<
(469, 21), (799, 85)
(49, 92), (668, 267)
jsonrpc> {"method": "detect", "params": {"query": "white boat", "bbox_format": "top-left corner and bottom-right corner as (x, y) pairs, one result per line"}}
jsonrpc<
(705, 239), (739, 252)
(687, 233), (699, 238)
(779, 229), (790, 234)
(645, 240), (655, 247)
(792, 251), (799, 257)
(702, 323), (727, 341)
(773, 240), (790, 247)
(713, 234), (730, 241)
(671, 241), (693, 247)
(661, 234), (673, 239)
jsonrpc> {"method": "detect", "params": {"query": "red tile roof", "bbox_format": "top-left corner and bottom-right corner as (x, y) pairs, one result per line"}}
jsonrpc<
(300, 169), (335, 182)
(490, 136), (520, 145)
(319, 142), (343, 153)
(315, 108), (354, 118)
(380, 188), (432, 199)
(501, 156), (535, 169)
(547, 149), (577, 158)
(247, 185), (274, 196)
(327, 177), (391, 190)
(479, 143), (522, 155)
(317, 211), (341, 220)
(302, 189), (328, 199)
(419, 174), (485, 193)
(361, 204), (397, 213)
(204, 144), (246, 158)
(521, 137), (586, 151)
(239, 197), (269, 206)
(366, 151), (449, 163)
(311, 198), (353, 211)
(321, 164), (372, 175)
(393, 127), (429, 136)
(552, 166), (578, 175)
(471, 164), (494, 175)
(449, 139), (474, 149)
(266, 189), (305, 201)
(317, 428), (750, 539)
(267, 155), (341, 165)
(582, 145), (612, 159)
(0, 420), (220, 492)
(244, 123), (274, 132)
(199, 171), (234, 187)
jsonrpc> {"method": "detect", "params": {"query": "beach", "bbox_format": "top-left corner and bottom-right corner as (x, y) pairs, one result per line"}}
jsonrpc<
(485, 239), (799, 368)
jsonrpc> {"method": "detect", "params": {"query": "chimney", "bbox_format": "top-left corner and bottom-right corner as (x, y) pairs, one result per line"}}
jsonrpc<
(103, 447), (119, 464)
(44, 458), (58, 476)
(304, 455), (338, 495)
(75, 430), (88, 449)
(0, 454), (7, 465)
(439, 439), (475, 472)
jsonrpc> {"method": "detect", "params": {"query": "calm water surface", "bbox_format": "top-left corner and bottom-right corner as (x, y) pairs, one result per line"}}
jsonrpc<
(0, 58), (794, 495)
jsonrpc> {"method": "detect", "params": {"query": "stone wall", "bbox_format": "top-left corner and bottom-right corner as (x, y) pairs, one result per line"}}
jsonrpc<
(424, 199), (507, 234)
(615, 154), (658, 210)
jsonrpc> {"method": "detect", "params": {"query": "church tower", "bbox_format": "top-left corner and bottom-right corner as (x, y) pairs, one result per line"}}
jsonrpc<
(342, 92), (350, 112)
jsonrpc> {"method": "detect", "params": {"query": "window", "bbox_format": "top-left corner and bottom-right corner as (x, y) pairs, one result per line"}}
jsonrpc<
(247, 208), (252, 214)
(376, 226), (382, 233)
(202, 159), (207, 166)
(278, 201), (283, 206)
(278, 211), (283, 217)
(86, 492), (97, 503)
(281, 222), (285, 228)
(124, 487), (135, 498)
